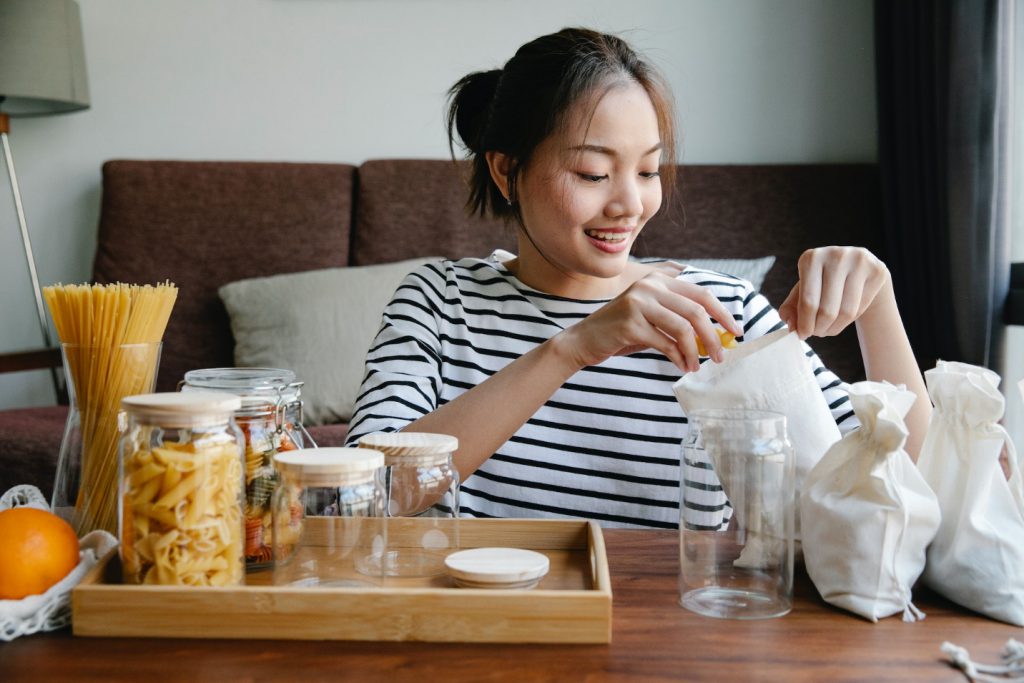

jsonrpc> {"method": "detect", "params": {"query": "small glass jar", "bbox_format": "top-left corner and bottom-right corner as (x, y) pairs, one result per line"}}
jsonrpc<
(358, 432), (459, 577)
(271, 447), (387, 587)
(181, 367), (316, 568)
(118, 391), (245, 587)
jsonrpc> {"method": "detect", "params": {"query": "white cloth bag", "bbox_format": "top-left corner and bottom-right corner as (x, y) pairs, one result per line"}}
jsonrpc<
(800, 382), (940, 622)
(673, 329), (842, 533)
(918, 360), (1024, 626)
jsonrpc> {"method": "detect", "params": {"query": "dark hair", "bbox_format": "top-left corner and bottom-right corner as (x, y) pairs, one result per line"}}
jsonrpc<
(447, 27), (677, 220)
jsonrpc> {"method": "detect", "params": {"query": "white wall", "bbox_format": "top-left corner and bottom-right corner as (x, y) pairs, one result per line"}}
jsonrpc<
(0, 0), (878, 408)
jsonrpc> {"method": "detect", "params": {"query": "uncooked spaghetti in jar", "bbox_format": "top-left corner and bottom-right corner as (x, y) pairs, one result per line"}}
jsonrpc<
(118, 392), (245, 586)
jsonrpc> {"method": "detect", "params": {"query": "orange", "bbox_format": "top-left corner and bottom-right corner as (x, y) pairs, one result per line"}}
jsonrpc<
(0, 507), (80, 600)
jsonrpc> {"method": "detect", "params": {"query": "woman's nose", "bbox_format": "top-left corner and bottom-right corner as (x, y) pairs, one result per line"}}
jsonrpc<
(605, 178), (644, 219)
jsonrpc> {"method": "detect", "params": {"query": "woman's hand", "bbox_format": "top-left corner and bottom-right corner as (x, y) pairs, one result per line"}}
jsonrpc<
(778, 247), (891, 340)
(557, 270), (744, 373)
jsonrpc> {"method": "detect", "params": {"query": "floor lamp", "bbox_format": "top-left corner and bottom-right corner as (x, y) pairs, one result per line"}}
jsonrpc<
(0, 0), (90, 400)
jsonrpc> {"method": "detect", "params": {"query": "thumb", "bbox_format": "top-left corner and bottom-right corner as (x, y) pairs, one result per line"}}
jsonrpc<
(777, 283), (799, 332)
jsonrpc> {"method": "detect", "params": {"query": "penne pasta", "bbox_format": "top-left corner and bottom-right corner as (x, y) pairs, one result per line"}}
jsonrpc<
(121, 435), (243, 586)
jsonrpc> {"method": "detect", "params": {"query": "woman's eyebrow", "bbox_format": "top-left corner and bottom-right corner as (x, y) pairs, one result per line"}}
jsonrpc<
(568, 142), (664, 156)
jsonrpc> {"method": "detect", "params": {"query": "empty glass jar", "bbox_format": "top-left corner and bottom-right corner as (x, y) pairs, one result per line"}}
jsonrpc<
(271, 447), (386, 587)
(118, 391), (245, 587)
(181, 367), (315, 568)
(678, 409), (795, 619)
(358, 432), (459, 577)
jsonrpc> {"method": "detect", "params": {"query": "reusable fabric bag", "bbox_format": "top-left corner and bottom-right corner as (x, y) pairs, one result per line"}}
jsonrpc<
(918, 360), (1024, 626)
(800, 381), (940, 622)
(673, 328), (843, 533)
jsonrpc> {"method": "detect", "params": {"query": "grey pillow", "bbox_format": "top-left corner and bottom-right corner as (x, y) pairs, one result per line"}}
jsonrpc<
(640, 256), (776, 291)
(219, 257), (440, 426)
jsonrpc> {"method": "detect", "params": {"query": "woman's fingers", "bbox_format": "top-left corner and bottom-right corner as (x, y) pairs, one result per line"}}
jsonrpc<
(567, 269), (759, 373)
(778, 283), (800, 333)
(641, 302), (708, 371)
(795, 250), (824, 339)
(784, 247), (890, 339)
(663, 278), (743, 337)
(638, 275), (740, 366)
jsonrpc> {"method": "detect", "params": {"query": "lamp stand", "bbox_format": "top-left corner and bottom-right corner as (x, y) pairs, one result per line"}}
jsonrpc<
(0, 112), (65, 400)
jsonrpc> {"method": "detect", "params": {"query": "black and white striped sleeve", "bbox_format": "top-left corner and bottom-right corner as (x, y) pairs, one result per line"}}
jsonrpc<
(344, 262), (447, 444)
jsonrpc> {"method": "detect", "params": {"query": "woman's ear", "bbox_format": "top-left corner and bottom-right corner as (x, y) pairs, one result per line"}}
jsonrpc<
(485, 151), (513, 203)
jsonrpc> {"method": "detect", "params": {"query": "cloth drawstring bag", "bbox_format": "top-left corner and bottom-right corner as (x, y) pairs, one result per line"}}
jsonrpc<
(673, 329), (843, 535)
(918, 360), (1024, 626)
(800, 381), (940, 622)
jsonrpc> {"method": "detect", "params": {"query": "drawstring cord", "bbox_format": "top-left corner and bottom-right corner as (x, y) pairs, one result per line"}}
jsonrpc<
(943, 640), (1024, 682)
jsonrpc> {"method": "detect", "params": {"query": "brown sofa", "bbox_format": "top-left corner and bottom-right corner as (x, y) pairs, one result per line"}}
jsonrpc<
(0, 159), (883, 497)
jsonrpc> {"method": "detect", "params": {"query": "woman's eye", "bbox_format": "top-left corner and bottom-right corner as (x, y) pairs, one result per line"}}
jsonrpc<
(577, 173), (607, 182)
(640, 171), (661, 179)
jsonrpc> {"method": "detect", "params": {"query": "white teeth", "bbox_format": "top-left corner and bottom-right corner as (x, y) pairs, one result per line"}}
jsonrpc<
(585, 230), (628, 242)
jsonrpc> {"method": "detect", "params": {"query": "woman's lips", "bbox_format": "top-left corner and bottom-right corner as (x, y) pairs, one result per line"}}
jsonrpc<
(584, 228), (633, 253)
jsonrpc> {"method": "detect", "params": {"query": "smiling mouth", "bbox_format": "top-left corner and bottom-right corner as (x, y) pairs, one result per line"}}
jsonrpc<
(584, 229), (630, 243)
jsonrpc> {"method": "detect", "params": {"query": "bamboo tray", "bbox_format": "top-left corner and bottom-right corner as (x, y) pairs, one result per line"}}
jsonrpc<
(72, 518), (612, 643)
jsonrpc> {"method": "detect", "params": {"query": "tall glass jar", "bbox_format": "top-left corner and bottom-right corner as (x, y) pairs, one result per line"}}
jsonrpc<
(118, 392), (245, 587)
(678, 409), (795, 619)
(271, 447), (386, 587)
(358, 432), (459, 577)
(181, 367), (316, 568)
(53, 342), (162, 536)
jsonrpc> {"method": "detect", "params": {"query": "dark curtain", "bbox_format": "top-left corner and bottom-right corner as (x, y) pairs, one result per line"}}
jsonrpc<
(875, 0), (1013, 373)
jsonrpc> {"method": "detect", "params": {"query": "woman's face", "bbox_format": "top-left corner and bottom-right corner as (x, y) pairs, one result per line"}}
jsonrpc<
(514, 81), (664, 298)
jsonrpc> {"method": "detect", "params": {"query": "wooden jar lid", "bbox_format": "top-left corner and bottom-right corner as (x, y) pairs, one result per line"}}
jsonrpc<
(358, 432), (458, 466)
(444, 547), (550, 589)
(274, 447), (383, 486)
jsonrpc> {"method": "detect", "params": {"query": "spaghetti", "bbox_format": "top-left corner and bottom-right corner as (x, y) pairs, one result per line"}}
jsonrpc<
(44, 282), (177, 535)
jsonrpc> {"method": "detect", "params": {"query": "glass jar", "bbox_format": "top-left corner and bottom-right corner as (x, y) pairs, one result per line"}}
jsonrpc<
(358, 432), (459, 577)
(271, 447), (386, 587)
(118, 391), (245, 587)
(181, 367), (316, 568)
(678, 409), (795, 619)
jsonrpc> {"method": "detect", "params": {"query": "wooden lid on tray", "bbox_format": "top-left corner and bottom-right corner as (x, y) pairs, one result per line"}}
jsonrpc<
(444, 547), (550, 589)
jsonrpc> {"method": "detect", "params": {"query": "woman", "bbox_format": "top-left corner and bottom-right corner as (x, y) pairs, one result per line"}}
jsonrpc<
(346, 27), (928, 528)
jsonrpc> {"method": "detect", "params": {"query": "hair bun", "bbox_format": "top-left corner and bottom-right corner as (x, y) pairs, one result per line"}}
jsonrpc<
(449, 69), (503, 154)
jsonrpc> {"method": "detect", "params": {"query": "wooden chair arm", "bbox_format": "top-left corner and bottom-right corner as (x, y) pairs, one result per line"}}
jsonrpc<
(0, 347), (68, 405)
(0, 347), (62, 374)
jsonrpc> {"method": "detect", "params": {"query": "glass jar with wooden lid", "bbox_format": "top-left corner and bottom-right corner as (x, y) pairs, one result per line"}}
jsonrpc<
(358, 432), (459, 578)
(181, 367), (315, 569)
(118, 391), (245, 587)
(271, 447), (386, 587)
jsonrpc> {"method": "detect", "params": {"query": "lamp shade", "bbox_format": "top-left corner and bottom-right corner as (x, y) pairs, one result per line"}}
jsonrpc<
(0, 0), (89, 116)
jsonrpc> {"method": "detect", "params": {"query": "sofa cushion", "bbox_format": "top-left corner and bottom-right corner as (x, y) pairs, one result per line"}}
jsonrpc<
(219, 257), (440, 425)
(352, 159), (517, 265)
(306, 423), (350, 448)
(0, 406), (68, 498)
(92, 160), (356, 392)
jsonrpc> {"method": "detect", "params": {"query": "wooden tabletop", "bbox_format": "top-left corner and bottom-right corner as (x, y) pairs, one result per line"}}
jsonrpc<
(0, 529), (1014, 682)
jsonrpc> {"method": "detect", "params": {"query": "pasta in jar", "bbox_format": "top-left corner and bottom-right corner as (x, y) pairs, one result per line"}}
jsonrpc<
(180, 368), (315, 569)
(119, 392), (245, 587)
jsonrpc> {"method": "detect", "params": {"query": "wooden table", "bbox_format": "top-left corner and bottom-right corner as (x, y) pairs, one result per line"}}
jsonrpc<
(0, 530), (1013, 682)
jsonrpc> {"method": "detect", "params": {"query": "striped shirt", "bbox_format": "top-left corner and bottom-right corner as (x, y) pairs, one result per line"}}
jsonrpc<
(346, 255), (858, 529)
